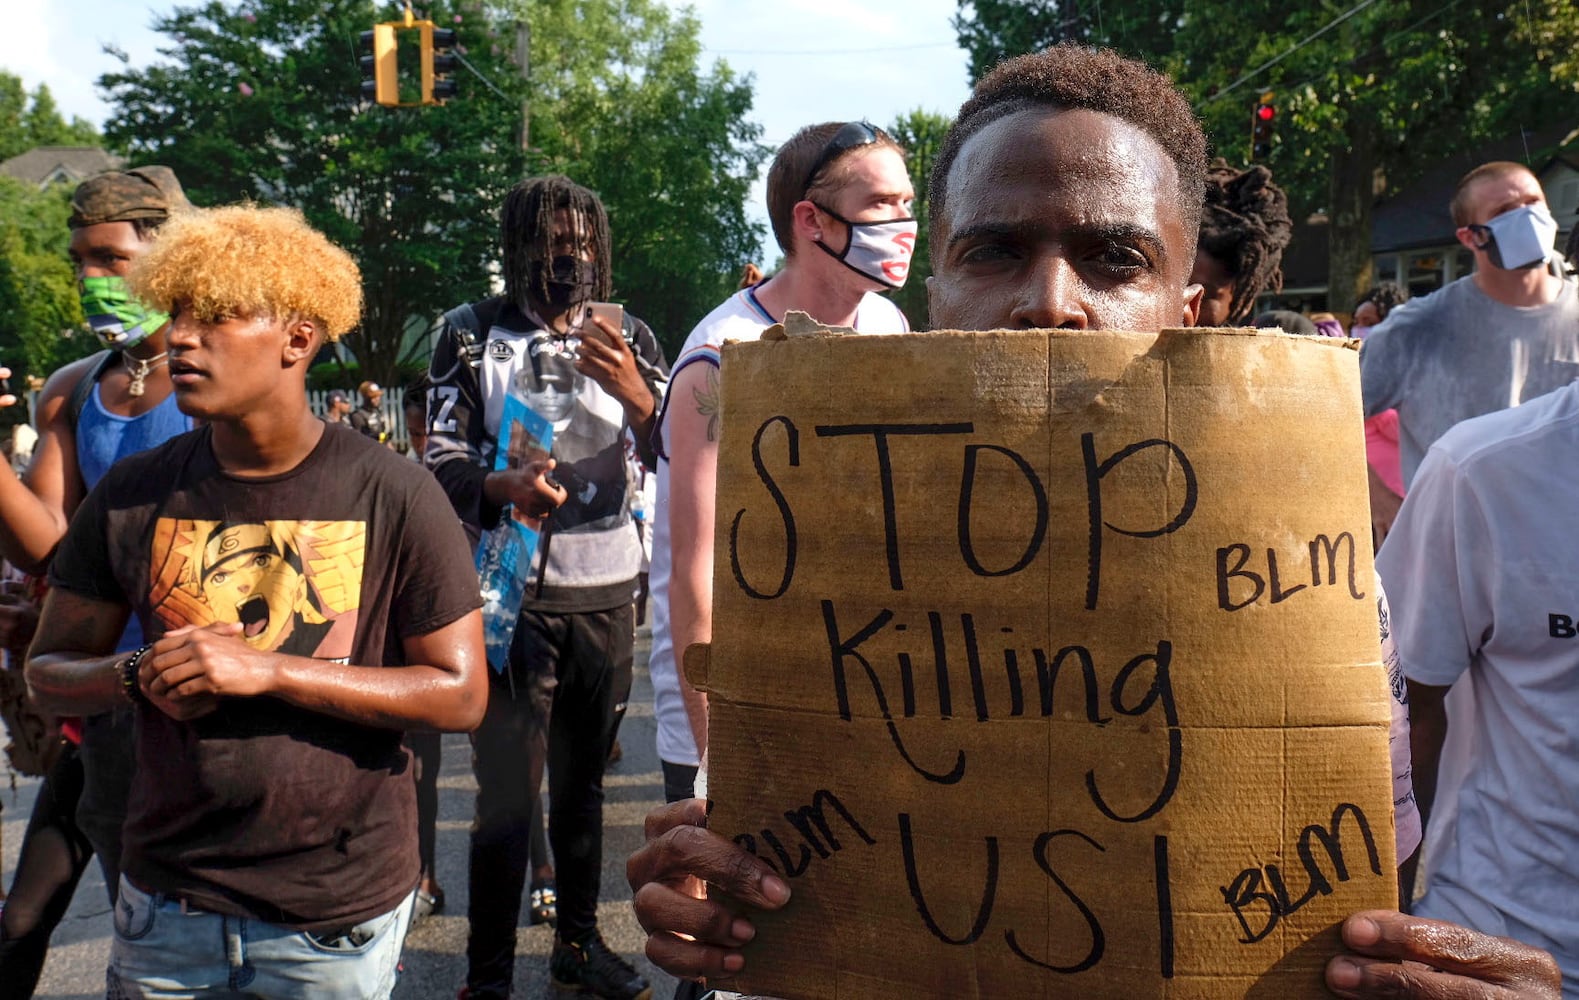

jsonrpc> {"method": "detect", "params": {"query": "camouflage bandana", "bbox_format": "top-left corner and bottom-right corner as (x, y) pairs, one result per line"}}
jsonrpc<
(68, 166), (190, 230)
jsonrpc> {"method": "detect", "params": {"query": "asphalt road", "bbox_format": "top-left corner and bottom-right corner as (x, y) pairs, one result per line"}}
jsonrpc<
(1, 628), (678, 1000)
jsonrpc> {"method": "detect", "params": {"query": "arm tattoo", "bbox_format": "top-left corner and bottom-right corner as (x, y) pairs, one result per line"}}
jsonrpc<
(693, 365), (721, 443)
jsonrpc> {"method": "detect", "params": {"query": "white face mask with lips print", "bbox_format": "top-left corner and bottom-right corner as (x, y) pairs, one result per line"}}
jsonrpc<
(811, 204), (918, 290)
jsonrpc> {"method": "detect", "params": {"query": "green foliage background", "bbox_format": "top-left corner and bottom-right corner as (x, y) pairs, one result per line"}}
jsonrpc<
(886, 109), (952, 327)
(0, 74), (104, 421)
(94, 0), (767, 377)
(951, 0), (1579, 309)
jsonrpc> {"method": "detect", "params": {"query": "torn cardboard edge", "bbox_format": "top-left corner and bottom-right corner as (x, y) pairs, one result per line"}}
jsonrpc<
(740, 322), (1364, 353)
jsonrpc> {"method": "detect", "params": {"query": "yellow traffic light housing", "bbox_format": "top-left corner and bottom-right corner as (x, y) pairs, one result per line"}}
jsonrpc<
(358, 24), (398, 106)
(358, 6), (457, 108)
(421, 23), (459, 105)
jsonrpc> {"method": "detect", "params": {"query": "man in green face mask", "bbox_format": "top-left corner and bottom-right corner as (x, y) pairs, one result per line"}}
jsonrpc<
(0, 166), (194, 996)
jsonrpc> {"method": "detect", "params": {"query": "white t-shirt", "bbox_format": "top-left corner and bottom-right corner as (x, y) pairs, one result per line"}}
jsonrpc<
(647, 283), (908, 770)
(1378, 379), (1579, 991)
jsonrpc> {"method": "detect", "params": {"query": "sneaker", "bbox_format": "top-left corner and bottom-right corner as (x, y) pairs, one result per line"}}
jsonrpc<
(550, 932), (651, 999)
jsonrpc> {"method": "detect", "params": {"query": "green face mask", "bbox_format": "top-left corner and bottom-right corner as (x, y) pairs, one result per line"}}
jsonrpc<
(78, 276), (170, 350)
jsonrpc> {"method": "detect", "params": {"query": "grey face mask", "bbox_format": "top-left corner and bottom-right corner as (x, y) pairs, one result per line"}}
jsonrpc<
(1468, 203), (1559, 271)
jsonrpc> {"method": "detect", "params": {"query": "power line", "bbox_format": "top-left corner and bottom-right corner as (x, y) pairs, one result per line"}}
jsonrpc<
(705, 41), (957, 56)
(1201, 0), (1385, 107)
(1199, 0), (1473, 112)
(454, 50), (511, 101)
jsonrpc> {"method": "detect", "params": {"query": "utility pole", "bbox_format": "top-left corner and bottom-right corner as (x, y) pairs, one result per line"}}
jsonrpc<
(515, 19), (530, 151)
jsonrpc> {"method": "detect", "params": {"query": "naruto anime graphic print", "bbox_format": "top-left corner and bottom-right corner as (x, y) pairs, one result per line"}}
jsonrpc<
(147, 519), (366, 661)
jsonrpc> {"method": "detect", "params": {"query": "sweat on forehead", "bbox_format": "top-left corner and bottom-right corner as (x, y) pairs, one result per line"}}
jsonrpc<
(928, 44), (1206, 249)
(934, 106), (1190, 261)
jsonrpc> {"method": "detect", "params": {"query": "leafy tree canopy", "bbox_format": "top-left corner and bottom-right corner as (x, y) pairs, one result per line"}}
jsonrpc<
(0, 72), (102, 161)
(952, 0), (1579, 309)
(0, 176), (97, 418)
(887, 108), (952, 328)
(100, 0), (767, 379)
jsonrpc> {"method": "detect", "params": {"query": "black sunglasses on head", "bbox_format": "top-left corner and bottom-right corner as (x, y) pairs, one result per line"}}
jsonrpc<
(802, 121), (880, 195)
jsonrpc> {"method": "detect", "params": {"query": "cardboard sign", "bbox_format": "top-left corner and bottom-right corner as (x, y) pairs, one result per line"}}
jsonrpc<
(697, 328), (1398, 999)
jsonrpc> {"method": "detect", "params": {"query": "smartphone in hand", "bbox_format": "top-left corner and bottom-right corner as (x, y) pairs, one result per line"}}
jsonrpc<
(584, 302), (625, 348)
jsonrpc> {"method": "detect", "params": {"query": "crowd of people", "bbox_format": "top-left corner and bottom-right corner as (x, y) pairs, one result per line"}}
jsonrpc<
(0, 38), (1570, 1000)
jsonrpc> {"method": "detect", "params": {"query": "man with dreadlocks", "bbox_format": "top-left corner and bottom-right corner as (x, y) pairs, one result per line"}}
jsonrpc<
(427, 175), (667, 1000)
(627, 44), (1562, 1000)
(1189, 159), (1293, 327)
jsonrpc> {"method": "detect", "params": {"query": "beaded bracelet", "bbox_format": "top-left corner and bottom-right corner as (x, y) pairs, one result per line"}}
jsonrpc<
(120, 644), (151, 703)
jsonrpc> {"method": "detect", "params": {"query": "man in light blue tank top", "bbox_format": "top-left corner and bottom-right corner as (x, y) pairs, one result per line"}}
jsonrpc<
(0, 167), (192, 996)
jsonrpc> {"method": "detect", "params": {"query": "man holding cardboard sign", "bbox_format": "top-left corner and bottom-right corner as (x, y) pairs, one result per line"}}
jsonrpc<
(628, 44), (1561, 1000)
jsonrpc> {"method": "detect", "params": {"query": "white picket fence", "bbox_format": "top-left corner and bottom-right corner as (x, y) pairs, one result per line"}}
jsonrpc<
(308, 387), (416, 450)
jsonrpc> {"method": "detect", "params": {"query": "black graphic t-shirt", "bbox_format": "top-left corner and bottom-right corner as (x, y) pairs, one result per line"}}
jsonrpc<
(50, 425), (481, 931)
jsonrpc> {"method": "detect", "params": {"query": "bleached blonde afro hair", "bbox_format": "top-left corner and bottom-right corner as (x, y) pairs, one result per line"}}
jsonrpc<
(128, 204), (362, 341)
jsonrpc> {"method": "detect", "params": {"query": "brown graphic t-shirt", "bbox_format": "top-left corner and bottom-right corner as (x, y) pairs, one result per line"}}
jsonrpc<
(50, 424), (481, 931)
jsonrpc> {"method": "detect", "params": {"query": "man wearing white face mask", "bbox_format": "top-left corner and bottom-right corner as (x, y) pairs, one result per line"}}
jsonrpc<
(1361, 160), (1579, 932)
(1361, 160), (1579, 488)
(647, 121), (914, 837)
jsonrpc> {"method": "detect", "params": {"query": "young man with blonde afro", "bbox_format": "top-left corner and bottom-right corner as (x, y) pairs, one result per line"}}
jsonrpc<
(25, 205), (488, 999)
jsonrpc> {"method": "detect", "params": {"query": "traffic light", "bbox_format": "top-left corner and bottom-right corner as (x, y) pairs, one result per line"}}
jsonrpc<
(1251, 92), (1276, 161)
(358, 7), (458, 108)
(359, 25), (398, 106)
(422, 23), (459, 104)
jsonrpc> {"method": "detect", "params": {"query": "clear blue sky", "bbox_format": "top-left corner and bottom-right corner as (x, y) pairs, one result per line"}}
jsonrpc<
(13, 0), (974, 258)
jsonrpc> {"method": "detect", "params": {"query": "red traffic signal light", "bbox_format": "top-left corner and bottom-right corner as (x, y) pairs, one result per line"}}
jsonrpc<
(1251, 92), (1276, 161)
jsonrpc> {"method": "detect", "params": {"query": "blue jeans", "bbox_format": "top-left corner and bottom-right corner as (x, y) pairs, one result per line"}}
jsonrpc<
(106, 876), (412, 999)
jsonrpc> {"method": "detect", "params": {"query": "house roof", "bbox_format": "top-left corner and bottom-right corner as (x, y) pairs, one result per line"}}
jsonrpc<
(1371, 123), (1579, 253)
(1279, 123), (1579, 291)
(0, 146), (122, 189)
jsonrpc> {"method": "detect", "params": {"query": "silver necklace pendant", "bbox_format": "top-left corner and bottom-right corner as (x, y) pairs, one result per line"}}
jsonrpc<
(123, 351), (168, 399)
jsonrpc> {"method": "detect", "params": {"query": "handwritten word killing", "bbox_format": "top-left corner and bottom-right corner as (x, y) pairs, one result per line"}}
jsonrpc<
(822, 600), (1179, 811)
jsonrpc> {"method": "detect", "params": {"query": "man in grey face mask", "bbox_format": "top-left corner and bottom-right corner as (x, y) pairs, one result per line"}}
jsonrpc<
(1361, 160), (1578, 492)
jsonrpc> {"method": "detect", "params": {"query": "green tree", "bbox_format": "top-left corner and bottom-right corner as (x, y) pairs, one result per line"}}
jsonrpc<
(952, 0), (1579, 310)
(99, 0), (529, 386)
(887, 108), (953, 327)
(99, 0), (766, 375)
(0, 176), (96, 420)
(504, 0), (768, 354)
(0, 72), (101, 161)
